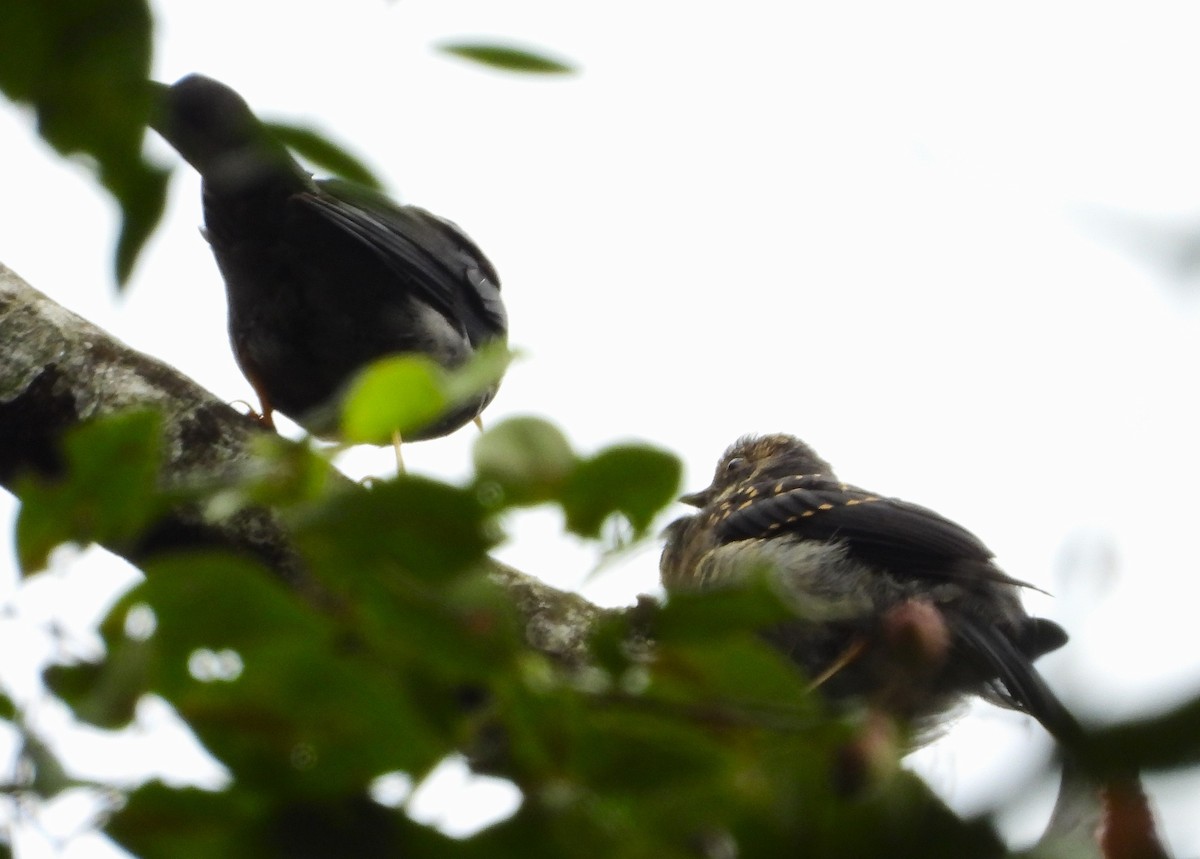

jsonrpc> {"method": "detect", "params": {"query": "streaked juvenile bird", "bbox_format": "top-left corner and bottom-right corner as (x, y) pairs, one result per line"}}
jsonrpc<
(661, 434), (1079, 742)
(150, 73), (507, 440)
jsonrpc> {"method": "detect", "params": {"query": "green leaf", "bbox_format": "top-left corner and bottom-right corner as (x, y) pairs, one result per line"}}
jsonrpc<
(205, 435), (337, 516)
(109, 785), (252, 859)
(111, 156), (170, 284)
(44, 626), (152, 728)
(1081, 692), (1200, 772)
(652, 638), (815, 716)
(560, 445), (681, 539)
(443, 340), (514, 408)
(654, 576), (798, 645)
(340, 355), (448, 445)
(110, 784), (439, 859)
(473, 416), (577, 506)
(339, 346), (513, 446)
(345, 571), (523, 685)
(15, 410), (164, 572)
(438, 42), (576, 75)
(264, 121), (384, 191)
(294, 477), (496, 582)
(21, 732), (78, 797)
(121, 552), (453, 793)
(0, 0), (168, 285)
(566, 708), (728, 794)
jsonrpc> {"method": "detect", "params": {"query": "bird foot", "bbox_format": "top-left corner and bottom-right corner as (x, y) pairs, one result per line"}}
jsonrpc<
(229, 399), (276, 430)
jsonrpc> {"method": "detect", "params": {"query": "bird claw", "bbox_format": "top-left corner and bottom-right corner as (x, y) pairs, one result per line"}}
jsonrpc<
(228, 398), (275, 430)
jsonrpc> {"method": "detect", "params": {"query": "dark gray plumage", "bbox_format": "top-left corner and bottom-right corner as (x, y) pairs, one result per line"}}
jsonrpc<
(150, 73), (507, 439)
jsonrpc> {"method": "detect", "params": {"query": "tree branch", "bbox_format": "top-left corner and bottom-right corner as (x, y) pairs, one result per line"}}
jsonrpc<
(0, 261), (604, 665)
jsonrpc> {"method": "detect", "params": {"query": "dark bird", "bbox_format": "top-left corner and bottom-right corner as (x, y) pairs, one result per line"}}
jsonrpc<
(149, 73), (507, 441)
(661, 434), (1080, 742)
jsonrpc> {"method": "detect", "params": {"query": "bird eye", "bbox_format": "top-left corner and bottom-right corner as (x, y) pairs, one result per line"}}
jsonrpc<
(722, 456), (747, 480)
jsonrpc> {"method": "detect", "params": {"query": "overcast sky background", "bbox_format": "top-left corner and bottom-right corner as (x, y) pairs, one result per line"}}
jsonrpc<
(3, 2), (1200, 855)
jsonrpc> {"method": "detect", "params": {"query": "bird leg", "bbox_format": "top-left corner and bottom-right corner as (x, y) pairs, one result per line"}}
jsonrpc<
(228, 398), (275, 429)
(240, 372), (277, 430)
(392, 430), (405, 474)
(807, 637), (869, 692)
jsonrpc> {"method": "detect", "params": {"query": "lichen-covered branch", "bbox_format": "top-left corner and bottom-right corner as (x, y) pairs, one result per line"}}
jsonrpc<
(0, 261), (604, 661)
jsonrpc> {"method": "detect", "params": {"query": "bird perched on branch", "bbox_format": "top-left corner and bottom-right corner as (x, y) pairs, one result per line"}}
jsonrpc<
(661, 434), (1079, 742)
(661, 439), (1171, 856)
(149, 73), (507, 441)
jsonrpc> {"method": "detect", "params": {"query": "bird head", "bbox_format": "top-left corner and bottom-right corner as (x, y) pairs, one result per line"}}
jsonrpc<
(150, 74), (298, 187)
(681, 434), (834, 508)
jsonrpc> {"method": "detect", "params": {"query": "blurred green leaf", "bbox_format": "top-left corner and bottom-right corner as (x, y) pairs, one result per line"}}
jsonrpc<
(294, 476), (496, 582)
(110, 784), (445, 859)
(364, 572), (523, 681)
(443, 341), (514, 407)
(473, 416), (577, 506)
(204, 435), (337, 517)
(654, 576), (798, 645)
(486, 653), (1001, 859)
(652, 638), (815, 719)
(21, 732), (77, 798)
(118, 552), (453, 794)
(15, 410), (164, 572)
(45, 627), (152, 728)
(265, 121), (384, 191)
(438, 42), (576, 75)
(109, 785), (254, 859)
(112, 158), (170, 284)
(0, 0), (168, 285)
(340, 355), (448, 445)
(561, 444), (681, 539)
(566, 707), (728, 793)
(1082, 693), (1200, 772)
(340, 346), (513, 447)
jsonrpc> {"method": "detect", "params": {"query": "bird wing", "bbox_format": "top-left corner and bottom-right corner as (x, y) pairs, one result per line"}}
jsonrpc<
(294, 182), (507, 342)
(711, 475), (1032, 588)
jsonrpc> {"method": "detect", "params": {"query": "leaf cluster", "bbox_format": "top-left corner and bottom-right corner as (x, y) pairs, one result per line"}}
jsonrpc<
(3, 406), (1015, 859)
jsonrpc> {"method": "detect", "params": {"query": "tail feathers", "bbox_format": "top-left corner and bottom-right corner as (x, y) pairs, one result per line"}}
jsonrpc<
(1018, 616), (1070, 660)
(955, 621), (1172, 856)
(955, 619), (1082, 745)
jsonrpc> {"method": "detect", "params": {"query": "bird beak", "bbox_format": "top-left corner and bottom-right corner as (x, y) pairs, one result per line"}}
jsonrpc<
(679, 488), (710, 507)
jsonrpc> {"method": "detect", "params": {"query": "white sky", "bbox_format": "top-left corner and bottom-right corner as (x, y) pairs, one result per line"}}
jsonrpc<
(3, 1), (1200, 855)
